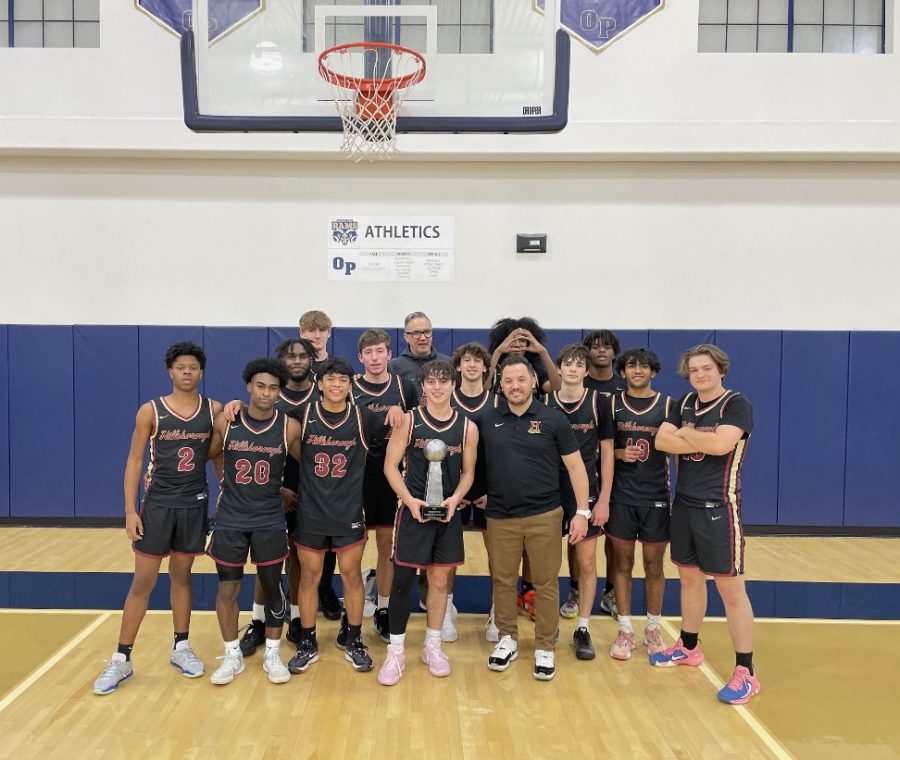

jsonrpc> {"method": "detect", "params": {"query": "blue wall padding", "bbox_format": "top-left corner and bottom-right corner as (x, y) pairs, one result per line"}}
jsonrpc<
(74, 326), (140, 517)
(202, 327), (269, 407)
(268, 327), (296, 356)
(9, 326), (75, 516)
(543, 329), (582, 363)
(778, 331), (848, 526)
(430, 328), (454, 359)
(332, 327), (400, 374)
(717, 330), (781, 525)
(844, 332), (900, 526)
(647, 330), (715, 400)
(0, 326), (8, 517)
(449, 328), (491, 352)
(138, 326), (205, 402)
(608, 330), (651, 356)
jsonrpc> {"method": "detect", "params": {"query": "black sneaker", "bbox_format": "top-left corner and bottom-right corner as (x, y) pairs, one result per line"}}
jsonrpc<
(239, 619), (265, 657)
(286, 617), (302, 649)
(373, 607), (390, 644)
(573, 626), (596, 660)
(344, 637), (373, 672)
(319, 586), (343, 621)
(287, 638), (319, 674)
(335, 613), (349, 650)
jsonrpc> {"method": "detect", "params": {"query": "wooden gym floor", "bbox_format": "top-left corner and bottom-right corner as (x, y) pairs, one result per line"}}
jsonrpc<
(0, 528), (898, 759)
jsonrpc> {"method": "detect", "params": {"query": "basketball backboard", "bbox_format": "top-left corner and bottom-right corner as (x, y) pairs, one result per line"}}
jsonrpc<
(181, 0), (569, 133)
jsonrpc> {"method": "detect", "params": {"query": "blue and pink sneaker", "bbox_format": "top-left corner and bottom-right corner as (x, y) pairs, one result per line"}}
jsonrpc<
(717, 666), (760, 704)
(649, 638), (705, 667)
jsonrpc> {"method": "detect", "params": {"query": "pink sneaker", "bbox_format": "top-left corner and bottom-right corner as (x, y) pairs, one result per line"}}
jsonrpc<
(377, 645), (405, 686)
(717, 666), (760, 704)
(649, 638), (704, 667)
(643, 624), (667, 656)
(422, 637), (451, 677)
(609, 627), (637, 660)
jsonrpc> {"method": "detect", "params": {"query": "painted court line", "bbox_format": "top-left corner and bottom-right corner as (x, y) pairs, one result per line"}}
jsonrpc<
(0, 612), (111, 715)
(659, 619), (795, 760)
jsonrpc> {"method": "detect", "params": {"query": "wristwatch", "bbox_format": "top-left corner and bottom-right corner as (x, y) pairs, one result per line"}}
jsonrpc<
(575, 509), (591, 520)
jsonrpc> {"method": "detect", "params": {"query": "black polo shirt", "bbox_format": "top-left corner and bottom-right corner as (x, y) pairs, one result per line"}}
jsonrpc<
(479, 396), (579, 519)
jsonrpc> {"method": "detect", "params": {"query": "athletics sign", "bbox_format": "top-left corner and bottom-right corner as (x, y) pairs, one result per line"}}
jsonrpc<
(327, 216), (454, 282)
(536, 0), (664, 53)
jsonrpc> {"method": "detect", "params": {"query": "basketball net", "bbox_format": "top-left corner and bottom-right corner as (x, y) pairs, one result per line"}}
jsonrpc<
(319, 42), (426, 162)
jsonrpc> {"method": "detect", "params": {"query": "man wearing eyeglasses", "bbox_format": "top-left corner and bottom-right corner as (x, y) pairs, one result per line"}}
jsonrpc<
(388, 311), (451, 397)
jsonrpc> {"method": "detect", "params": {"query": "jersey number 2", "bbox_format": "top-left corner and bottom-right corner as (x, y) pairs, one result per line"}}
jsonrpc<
(177, 447), (195, 472)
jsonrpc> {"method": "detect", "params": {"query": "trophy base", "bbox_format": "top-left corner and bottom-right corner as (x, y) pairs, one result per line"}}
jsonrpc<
(421, 505), (448, 521)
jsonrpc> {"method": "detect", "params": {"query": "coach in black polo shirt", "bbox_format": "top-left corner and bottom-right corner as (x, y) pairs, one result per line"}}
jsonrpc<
(480, 355), (591, 681)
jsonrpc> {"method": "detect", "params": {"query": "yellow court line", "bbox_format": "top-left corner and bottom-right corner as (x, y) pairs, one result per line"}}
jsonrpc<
(658, 619), (795, 760)
(0, 612), (111, 715)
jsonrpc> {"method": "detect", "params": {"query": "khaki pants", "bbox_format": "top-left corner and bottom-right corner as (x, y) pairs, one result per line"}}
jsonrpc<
(486, 507), (563, 651)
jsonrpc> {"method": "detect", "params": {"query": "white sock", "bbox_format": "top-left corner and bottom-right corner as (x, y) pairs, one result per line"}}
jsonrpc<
(224, 639), (240, 657)
(252, 603), (266, 622)
(389, 633), (406, 648)
(111, 652), (127, 662)
(377, 595), (390, 609)
(577, 617), (590, 631)
(618, 615), (634, 631)
(646, 613), (662, 628)
(447, 593), (454, 607)
(425, 627), (441, 640)
(174, 639), (190, 652)
(290, 604), (300, 620)
(265, 638), (280, 652)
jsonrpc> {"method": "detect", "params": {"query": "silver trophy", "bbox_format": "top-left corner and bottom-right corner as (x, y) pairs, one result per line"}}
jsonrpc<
(421, 439), (448, 521)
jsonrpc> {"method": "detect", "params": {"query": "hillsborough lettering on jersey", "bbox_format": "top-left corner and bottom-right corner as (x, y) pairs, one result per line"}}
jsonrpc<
(305, 434), (357, 451)
(570, 421), (596, 433)
(617, 421), (659, 434)
(158, 429), (210, 441)
(227, 440), (284, 457)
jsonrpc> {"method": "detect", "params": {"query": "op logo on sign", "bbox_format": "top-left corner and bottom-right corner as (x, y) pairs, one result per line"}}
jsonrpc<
(135, 0), (263, 42)
(535, 0), (663, 53)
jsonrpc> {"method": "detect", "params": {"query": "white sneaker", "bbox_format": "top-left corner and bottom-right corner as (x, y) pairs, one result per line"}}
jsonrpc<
(533, 649), (556, 681)
(210, 652), (245, 685)
(441, 605), (458, 643)
(170, 643), (205, 678)
(362, 567), (377, 618)
(263, 647), (291, 684)
(485, 608), (499, 643)
(488, 635), (518, 671)
(92, 657), (133, 695)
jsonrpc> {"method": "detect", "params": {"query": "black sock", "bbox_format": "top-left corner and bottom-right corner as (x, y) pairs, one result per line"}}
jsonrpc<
(300, 626), (317, 644)
(736, 652), (754, 675)
(604, 580), (614, 595)
(570, 579), (579, 591)
(680, 630), (699, 650)
(521, 580), (534, 594)
(347, 624), (362, 642)
(173, 631), (189, 648)
(117, 643), (133, 661)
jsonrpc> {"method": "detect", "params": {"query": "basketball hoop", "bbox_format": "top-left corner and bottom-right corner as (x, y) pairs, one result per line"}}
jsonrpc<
(319, 42), (426, 161)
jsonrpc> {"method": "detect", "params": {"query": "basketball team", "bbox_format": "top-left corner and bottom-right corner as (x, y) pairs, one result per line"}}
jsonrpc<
(92, 310), (759, 706)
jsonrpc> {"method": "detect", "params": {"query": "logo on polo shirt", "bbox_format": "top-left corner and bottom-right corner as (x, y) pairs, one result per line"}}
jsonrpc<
(528, 421), (542, 434)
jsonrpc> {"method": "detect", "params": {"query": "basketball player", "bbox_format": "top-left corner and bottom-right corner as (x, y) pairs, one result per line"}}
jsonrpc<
(352, 328), (418, 643)
(450, 342), (496, 642)
(652, 344), (759, 705)
(605, 348), (671, 661)
(544, 344), (613, 661)
(288, 358), (394, 675)
(299, 311), (343, 621)
(388, 311), (451, 396)
(480, 355), (590, 681)
(377, 360), (477, 686)
(206, 358), (302, 686)
(93, 342), (221, 695)
(487, 317), (560, 395)
(238, 337), (320, 656)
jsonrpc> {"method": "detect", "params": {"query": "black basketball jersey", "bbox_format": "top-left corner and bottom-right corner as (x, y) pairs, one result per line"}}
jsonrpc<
(143, 396), (214, 509)
(352, 374), (414, 460)
(296, 401), (369, 535)
(667, 390), (753, 508)
(403, 408), (467, 502)
(215, 410), (288, 530)
(451, 388), (493, 501)
(611, 392), (672, 507)
(276, 385), (318, 493)
(584, 375), (627, 396)
(544, 389), (610, 496)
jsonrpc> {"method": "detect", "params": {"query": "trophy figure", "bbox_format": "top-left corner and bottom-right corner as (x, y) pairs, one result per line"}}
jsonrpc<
(420, 439), (448, 521)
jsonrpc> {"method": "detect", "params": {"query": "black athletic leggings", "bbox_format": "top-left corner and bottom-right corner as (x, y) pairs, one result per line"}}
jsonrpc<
(217, 562), (287, 628)
(388, 564), (418, 636)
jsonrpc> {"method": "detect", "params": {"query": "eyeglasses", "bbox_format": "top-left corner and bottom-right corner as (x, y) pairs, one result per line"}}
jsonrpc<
(405, 330), (433, 338)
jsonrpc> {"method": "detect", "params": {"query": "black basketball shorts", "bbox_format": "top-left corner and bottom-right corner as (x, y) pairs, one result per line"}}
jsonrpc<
(133, 501), (207, 558)
(605, 500), (671, 545)
(392, 506), (464, 569)
(207, 527), (288, 568)
(669, 496), (744, 576)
